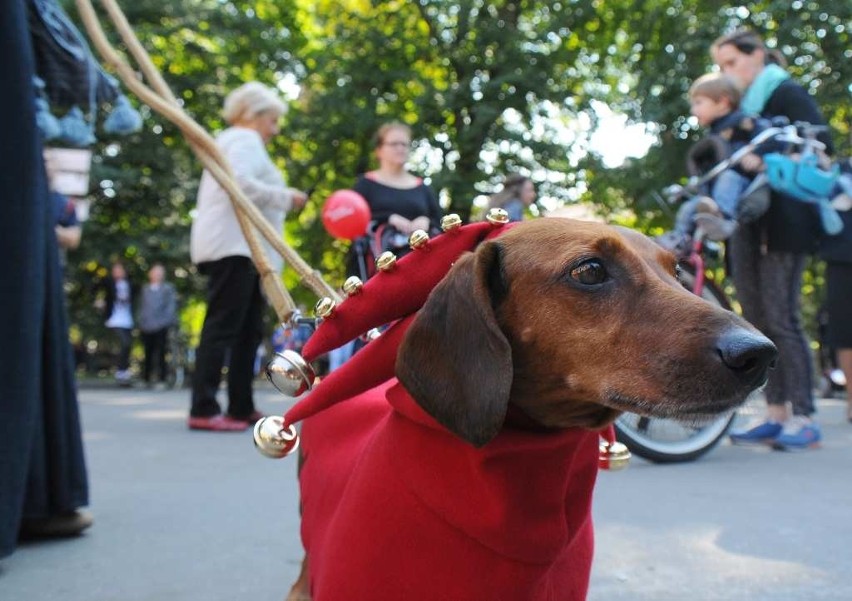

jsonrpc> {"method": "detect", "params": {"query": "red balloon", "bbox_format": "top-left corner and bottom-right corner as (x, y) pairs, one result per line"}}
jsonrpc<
(322, 189), (371, 240)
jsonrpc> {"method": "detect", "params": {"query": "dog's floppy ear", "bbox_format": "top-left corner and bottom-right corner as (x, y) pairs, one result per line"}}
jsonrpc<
(396, 241), (512, 447)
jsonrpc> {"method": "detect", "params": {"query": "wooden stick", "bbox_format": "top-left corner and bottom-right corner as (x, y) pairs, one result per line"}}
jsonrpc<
(74, 0), (341, 324)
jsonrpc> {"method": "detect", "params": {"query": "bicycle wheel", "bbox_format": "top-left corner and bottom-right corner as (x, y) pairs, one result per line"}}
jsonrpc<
(614, 266), (737, 463)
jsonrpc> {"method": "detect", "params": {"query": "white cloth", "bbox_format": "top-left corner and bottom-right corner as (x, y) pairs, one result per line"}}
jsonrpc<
(105, 279), (133, 329)
(190, 127), (292, 272)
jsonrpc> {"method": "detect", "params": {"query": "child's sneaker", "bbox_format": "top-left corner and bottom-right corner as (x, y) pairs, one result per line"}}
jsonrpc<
(729, 420), (782, 445)
(738, 175), (771, 223)
(115, 369), (133, 387)
(694, 196), (723, 217)
(693, 212), (737, 241)
(772, 416), (821, 451)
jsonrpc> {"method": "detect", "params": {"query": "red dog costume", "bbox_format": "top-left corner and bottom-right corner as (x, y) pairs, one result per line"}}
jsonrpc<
(278, 219), (606, 600)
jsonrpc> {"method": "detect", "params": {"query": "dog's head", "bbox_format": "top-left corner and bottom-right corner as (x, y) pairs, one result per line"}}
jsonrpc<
(396, 218), (776, 447)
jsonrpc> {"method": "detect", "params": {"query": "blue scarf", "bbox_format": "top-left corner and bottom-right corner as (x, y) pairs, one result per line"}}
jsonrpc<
(741, 64), (791, 114)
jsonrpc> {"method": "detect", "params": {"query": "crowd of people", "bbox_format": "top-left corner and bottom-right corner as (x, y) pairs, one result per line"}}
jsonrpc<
(657, 29), (850, 449)
(181, 32), (848, 453)
(2, 5), (849, 566)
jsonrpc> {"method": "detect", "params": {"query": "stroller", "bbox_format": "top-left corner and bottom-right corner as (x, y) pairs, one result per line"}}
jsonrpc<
(657, 120), (846, 257)
(347, 220), (441, 282)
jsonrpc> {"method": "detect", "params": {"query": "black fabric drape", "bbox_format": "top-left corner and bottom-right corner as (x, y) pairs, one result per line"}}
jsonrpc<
(27, 0), (119, 109)
(0, 0), (89, 559)
(22, 213), (90, 521)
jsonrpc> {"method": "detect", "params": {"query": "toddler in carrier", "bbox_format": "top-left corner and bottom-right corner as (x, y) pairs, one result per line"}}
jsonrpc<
(671, 72), (771, 245)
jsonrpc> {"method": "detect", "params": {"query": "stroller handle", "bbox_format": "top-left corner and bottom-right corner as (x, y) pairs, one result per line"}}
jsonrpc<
(671, 123), (826, 202)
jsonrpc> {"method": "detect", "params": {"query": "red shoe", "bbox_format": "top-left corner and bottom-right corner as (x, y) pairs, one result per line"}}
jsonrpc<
(246, 410), (266, 423)
(187, 414), (249, 432)
(227, 410), (266, 424)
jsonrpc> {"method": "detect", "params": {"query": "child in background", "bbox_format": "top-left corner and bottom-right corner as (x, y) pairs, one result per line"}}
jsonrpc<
(671, 72), (769, 245)
(138, 264), (178, 388)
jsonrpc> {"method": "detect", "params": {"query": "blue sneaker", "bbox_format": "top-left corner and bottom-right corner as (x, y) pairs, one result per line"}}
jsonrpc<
(729, 420), (783, 445)
(772, 418), (822, 451)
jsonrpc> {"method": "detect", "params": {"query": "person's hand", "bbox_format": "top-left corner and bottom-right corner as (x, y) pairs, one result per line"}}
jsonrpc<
(290, 189), (308, 210)
(411, 216), (431, 232)
(740, 153), (764, 173)
(55, 225), (82, 250)
(815, 149), (833, 170)
(388, 213), (413, 234)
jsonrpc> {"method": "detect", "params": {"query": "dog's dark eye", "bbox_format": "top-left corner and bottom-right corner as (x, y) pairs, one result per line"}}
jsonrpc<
(570, 260), (608, 286)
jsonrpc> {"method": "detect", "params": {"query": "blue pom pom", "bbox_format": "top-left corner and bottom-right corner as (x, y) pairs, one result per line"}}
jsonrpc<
(35, 97), (62, 140)
(819, 202), (844, 236)
(33, 76), (61, 140)
(103, 95), (142, 135)
(58, 106), (96, 146)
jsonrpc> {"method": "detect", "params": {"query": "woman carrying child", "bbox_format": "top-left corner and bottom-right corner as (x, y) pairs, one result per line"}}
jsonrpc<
(713, 29), (833, 450)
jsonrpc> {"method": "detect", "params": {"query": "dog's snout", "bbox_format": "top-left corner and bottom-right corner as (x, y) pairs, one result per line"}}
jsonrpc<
(716, 329), (778, 386)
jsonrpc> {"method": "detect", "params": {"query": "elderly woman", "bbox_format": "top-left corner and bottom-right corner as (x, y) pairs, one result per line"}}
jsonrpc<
(189, 81), (307, 432)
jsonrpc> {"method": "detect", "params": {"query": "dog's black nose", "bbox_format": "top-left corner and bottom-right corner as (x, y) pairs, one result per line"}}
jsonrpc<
(716, 329), (778, 387)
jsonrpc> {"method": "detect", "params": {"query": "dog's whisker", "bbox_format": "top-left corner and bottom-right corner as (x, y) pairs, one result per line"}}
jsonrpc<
(605, 389), (744, 422)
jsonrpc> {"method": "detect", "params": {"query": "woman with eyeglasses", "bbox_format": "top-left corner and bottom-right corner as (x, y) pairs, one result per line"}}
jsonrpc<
(353, 122), (443, 256)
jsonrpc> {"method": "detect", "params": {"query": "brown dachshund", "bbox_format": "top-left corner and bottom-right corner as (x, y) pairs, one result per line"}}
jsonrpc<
(287, 218), (776, 601)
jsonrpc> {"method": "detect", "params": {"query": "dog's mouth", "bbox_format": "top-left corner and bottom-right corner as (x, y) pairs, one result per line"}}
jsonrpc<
(598, 348), (771, 422)
(603, 389), (749, 422)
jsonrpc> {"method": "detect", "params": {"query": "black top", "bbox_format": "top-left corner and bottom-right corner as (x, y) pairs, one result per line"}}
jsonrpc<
(819, 161), (852, 263)
(709, 110), (766, 153)
(709, 110), (782, 159)
(759, 79), (832, 254)
(353, 173), (443, 231)
(688, 110), (773, 179)
(820, 210), (852, 264)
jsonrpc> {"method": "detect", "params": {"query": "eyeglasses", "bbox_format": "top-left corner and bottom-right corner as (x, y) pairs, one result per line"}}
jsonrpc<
(382, 141), (411, 148)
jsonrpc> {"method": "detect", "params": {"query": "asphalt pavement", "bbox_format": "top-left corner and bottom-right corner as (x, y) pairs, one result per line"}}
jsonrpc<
(1, 382), (850, 601)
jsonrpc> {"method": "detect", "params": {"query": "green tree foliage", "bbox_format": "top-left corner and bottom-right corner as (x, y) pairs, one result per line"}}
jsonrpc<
(288, 0), (639, 217)
(61, 0), (849, 354)
(582, 1), (850, 231)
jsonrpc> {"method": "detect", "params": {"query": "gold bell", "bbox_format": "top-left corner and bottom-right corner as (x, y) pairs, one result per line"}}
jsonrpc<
(343, 276), (363, 297)
(314, 297), (336, 318)
(376, 251), (397, 272)
(253, 416), (300, 459)
(265, 350), (316, 397)
(598, 440), (631, 471)
(441, 213), (462, 232)
(486, 207), (510, 225)
(408, 229), (430, 250)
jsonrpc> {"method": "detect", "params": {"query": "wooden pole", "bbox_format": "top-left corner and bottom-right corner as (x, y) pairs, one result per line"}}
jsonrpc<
(74, 0), (341, 324)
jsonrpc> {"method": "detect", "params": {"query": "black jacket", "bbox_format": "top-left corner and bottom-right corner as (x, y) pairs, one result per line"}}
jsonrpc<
(759, 80), (832, 254)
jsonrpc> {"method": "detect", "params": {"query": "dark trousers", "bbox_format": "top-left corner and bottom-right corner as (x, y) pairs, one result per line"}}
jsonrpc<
(142, 328), (168, 383)
(190, 256), (264, 419)
(729, 223), (815, 416)
(111, 327), (133, 372)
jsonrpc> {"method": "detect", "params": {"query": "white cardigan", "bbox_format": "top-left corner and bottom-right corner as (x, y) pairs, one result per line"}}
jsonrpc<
(190, 127), (293, 272)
